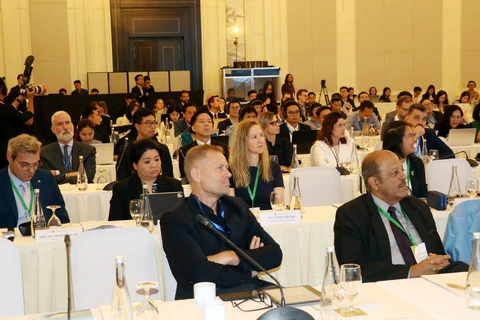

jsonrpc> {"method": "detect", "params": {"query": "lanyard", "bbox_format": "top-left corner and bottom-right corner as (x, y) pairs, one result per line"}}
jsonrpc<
(194, 195), (230, 236)
(376, 205), (417, 246)
(406, 157), (411, 187)
(10, 179), (33, 216)
(246, 166), (261, 207)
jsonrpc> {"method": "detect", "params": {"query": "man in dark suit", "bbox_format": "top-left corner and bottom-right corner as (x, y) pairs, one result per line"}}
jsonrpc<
(0, 134), (69, 228)
(334, 150), (468, 282)
(278, 100), (311, 142)
(71, 80), (88, 95)
(131, 74), (151, 106)
(178, 110), (228, 178)
(81, 103), (106, 142)
(161, 144), (282, 299)
(40, 111), (96, 184)
(5, 74), (26, 112)
(381, 96), (413, 139)
(174, 102), (197, 137)
(200, 95), (227, 119)
(143, 75), (155, 93)
(339, 86), (355, 112)
(217, 100), (240, 134)
(404, 103), (454, 159)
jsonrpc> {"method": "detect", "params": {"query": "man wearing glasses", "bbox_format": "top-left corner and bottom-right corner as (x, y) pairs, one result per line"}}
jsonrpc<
(381, 96), (413, 139)
(278, 100), (311, 142)
(0, 134), (69, 228)
(217, 100), (241, 134)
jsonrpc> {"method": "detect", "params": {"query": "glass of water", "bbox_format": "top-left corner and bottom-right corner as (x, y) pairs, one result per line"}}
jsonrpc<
(339, 264), (362, 317)
(466, 179), (479, 198)
(270, 192), (285, 211)
(429, 149), (439, 161)
(361, 135), (369, 149)
(129, 199), (144, 226)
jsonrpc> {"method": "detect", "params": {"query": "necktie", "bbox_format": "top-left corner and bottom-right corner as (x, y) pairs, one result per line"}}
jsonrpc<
(214, 113), (217, 119)
(387, 206), (416, 266)
(20, 183), (31, 215)
(63, 145), (72, 169)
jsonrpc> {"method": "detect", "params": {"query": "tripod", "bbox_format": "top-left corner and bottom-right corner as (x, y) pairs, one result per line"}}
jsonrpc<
(320, 81), (330, 105)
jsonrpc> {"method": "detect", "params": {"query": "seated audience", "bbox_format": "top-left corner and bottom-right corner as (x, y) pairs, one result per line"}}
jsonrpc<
(41, 111), (96, 184)
(278, 100), (311, 142)
(317, 106), (332, 128)
(434, 105), (472, 138)
(334, 150), (468, 282)
(154, 98), (166, 122)
(258, 111), (293, 172)
(75, 119), (101, 145)
(330, 96), (348, 118)
(421, 98), (442, 128)
(434, 90), (449, 113)
(308, 92), (317, 105)
(229, 120), (284, 210)
(116, 99), (139, 126)
(81, 104), (104, 142)
(109, 139), (182, 221)
(422, 84), (436, 102)
(0, 134), (70, 228)
(178, 110), (228, 178)
(116, 108), (173, 180)
(345, 100), (381, 133)
(90, 88), (99, 95)
(413, 86), (422, 103)
(226, 106), (258, 145)
(381, 96), (413, 138)
(340, 86), (355, 112)
(471, 103), (480, 142)
(467, 80), (479, 101)
(379, 87), (391, 102)
(404, 103), (454, 159)
(71, 80), (88, 95)
(114, 93), (137, 123)
(59, 88), (67, 95)
(383, 121), (427, 198)
(303, 102), (322, 130)
(180, 90), (190, 105)
(201, 95), (227, 119)
(217, 100), (240, 134)
(174, 102), (197, 137)
(158, 104), (181, 137)
(161, 145), (282, 299)
(247, 89), (257, 102)
(369, 87), (377, 96)
(311, 112), (355, 167)
(296, 89), (309, 121)
(458, 91), (471, 104)
(250, 100), (264, 115)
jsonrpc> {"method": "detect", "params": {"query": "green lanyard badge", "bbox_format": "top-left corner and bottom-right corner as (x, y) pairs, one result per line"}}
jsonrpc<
(246, 166), (261, 207)
(376, 205), (417, 246)
(10, 179), (34, 216)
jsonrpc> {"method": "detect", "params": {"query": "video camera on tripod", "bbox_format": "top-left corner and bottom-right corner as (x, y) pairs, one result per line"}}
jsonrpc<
(320, 79), (329, 105)
(19, 55), (46, 95)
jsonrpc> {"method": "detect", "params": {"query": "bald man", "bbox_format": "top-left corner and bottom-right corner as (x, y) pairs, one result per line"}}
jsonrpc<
(161, 145), (282, 300)
(334, 150), (468, 282)
(40, 111), (96, 184)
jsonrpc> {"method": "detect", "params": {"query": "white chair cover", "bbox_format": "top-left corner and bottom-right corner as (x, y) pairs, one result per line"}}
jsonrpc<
(373, 140), (383, 151)
(427, 159), (473, 194)
(156, 224), (177, 301)
(289, 167), (343, 206)
(70, 228), (160, 310)
(0, 238), (24, 316)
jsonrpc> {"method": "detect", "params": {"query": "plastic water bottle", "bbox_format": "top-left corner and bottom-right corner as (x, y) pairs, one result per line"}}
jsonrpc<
(320, 246), (342, 319)
(466, 232), (480, 310)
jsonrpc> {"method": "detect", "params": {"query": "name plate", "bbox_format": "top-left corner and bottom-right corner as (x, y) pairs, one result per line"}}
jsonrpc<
(260, 210), (302, 225)
(35, 227), (83, 243)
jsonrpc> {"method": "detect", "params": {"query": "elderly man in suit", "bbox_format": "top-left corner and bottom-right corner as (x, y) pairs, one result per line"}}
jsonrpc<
(161, 144), (282, 299)
(40, 111), (96, 184)
(334, 150), (468, 282)
(0, 134), (69, 228)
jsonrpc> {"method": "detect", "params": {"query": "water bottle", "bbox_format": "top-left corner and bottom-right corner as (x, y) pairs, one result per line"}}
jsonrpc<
(110, 127), (116, 145)
(320, 246), (342, 320)
(291, 144), (299, 169)
(466, 232), (480, 310)
(421, 139), (428, 165)
(30, 189), (46, 238)
(290, 175), (303, 214)
(140, 184), (154, 232)
(110, 256), (133, 320)
(76, 155), (88, 191)
(447, 165), (462, 208)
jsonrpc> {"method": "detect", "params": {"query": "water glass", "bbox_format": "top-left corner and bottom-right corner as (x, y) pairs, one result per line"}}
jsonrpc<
(361, 135), (369, 149)
(135, 281), (159, 320)
(339, 264), (362, 317)
(46, 205), (62, 228)
(269, 155), (278, 164)
(129, 199), (144, 226)
(429, 149), (439, 161)
(270, 191), (285, 211)
(466, 179), (479, 198)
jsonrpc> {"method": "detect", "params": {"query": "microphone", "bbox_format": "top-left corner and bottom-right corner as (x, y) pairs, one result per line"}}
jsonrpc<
(437, 151), (478, 167)
(196, 214), (314, 320)
(65, 234), (72, 320)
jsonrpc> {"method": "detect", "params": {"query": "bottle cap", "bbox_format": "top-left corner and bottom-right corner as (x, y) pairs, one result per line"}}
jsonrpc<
(34, 188), (40, 195)
(473, 232), (480, 239)
(115, 256), (124, 264)
(327, 246), (335, 252)
(79, 155), (84, 160)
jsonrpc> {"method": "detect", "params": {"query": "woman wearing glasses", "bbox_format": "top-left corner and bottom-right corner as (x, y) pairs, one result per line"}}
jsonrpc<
(435, 105), (472, 139)
(383, 121), (427, 198)
(421, 98), (442, 128)
(257, 111), (293, 173)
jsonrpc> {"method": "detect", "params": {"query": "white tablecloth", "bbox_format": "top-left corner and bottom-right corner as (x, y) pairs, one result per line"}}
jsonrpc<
(94, 164), (116, 183)
(60, 184), (112, 223)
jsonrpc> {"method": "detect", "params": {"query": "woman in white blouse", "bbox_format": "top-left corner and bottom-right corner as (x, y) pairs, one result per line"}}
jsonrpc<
(310, 112), (355, 167)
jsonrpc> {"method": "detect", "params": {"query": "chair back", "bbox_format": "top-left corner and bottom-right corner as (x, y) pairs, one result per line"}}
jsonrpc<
(289, 167), (343, 206)
(427, 159), (472, 194)
(156, 224), (177, 301)
(71, 228), (160, 310)
(373, 140), (383, 151)
(0, 239), (24, 316)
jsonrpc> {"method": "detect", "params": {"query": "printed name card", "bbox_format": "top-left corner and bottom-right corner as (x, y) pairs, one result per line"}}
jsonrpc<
(260, 210), (302, 225)
(35, 227), (83, 243)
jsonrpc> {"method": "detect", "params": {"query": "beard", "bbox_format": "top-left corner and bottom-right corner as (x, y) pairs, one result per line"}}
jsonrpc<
(56, 130), (73, 142)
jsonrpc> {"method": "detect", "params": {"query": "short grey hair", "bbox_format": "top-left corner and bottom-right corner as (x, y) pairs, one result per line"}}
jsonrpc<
(7, 134), (42, 159)
(51, 111), (70, 125)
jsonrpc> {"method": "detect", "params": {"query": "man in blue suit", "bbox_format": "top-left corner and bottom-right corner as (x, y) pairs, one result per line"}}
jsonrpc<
(0, 134), (69, 228)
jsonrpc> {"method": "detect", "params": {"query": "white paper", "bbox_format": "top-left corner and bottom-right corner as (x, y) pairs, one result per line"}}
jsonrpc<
(35, 227), (83, 243)
(260, 210), (301, 225)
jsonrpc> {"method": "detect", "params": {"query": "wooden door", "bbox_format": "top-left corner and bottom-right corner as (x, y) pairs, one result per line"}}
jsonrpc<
(132, 38), (184, 71)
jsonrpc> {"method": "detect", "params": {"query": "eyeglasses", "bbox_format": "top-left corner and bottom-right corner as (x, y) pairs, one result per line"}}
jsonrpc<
(140, 121), (158, 127)
(268, 120), (280, 126)
(287, 111), (300, 115)
(15, 159), (42, 171)
(231, 290), (273, 312)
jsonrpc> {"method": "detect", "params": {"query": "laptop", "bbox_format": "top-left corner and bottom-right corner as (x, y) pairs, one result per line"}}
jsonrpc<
(94, 143), (115, 164)
(292, 130), (318, 154)
(147, 192), (184, 225)
(369, 95), (380, 103)
(448, 128), (477, 146)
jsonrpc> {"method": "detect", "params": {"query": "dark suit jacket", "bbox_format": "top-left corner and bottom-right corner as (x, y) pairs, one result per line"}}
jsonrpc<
(178, 140), (229, 178)
(380, 113), (398, 139)
(217, 118), (233, 134)
(174, 118), (189, 137)
(131, 86), (151, 105)
(408, 154), (428, 198)
(71, 89), (88, 95)
(40, 141), (96, 184)
(277, 122), (312, 141)
(384, 110), (396, 123)
(0, 168), (70, 228)
(5, 85), (26, 112)
(161, 195), (283, 299)
(423, 128), (454, 159)
(108, 173), (182, 221)
(334, 193), (446, 282)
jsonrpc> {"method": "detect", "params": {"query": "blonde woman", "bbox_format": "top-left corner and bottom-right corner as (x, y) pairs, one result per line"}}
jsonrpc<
(229, 120), (284, 209)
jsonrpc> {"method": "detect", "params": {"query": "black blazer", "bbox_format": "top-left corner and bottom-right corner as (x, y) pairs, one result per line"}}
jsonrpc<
(0, 168), (69, 228)
(40, 141), (96, 184)
(178, 140), (229, 178)
(407, 154), (428, 198)
(277, 122), (311, 141)
(267, 136), (293, 167)
(423, 128), (454, 159)
(217, 118), (233, 134)
(5, 85), (26, 112)
(161, 195), (283, 299)
(108, 174), (182, 221)
(334, 193), (446, 282)
(131, 86), (151, 104)
(174, 118), (189, 137)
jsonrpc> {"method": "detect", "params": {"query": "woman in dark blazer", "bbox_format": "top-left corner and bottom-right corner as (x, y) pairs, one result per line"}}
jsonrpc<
(383, 121), (428, 198)
(109, 138), (182, 221)
(434, 105), (472, 138)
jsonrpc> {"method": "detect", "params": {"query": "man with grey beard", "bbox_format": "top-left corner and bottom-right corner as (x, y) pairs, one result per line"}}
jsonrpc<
(40, 111), (96, 184)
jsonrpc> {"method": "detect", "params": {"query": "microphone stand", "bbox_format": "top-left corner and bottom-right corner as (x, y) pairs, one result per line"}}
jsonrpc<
(196, 215), (314, 320)
(116, 137), (129, 177)
(65, 234), (72, 320)
(436, 150), (478, 167)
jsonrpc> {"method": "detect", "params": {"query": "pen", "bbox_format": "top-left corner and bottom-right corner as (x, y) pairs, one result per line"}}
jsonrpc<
(447, 283), (466, 290)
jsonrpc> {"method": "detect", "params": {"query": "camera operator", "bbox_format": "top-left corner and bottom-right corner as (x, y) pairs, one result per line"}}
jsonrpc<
(0, 78), (36, 169)
(5, 74), (26, 112)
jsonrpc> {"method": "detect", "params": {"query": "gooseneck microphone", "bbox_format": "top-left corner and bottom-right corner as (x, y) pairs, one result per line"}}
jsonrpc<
(196, 214), (314, 320)
(64, 234), (72, 320)
(437, 150), (478, 167)
(116, 137), (129, 177)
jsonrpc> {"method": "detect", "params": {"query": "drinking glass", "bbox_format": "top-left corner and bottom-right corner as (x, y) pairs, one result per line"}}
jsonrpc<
(130, 199), (144, 226)
(339, 264), (362, 317)
(270, 192), (285, 211)
(361, 135), (369, 149)
(466, 179), (479, 198)
(135, 281), (159, 320)
(429, 149), (439, 161)
(96, 167), (108, 184)
(269, 155), (278, 164)
(46, 205), (62, 228)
